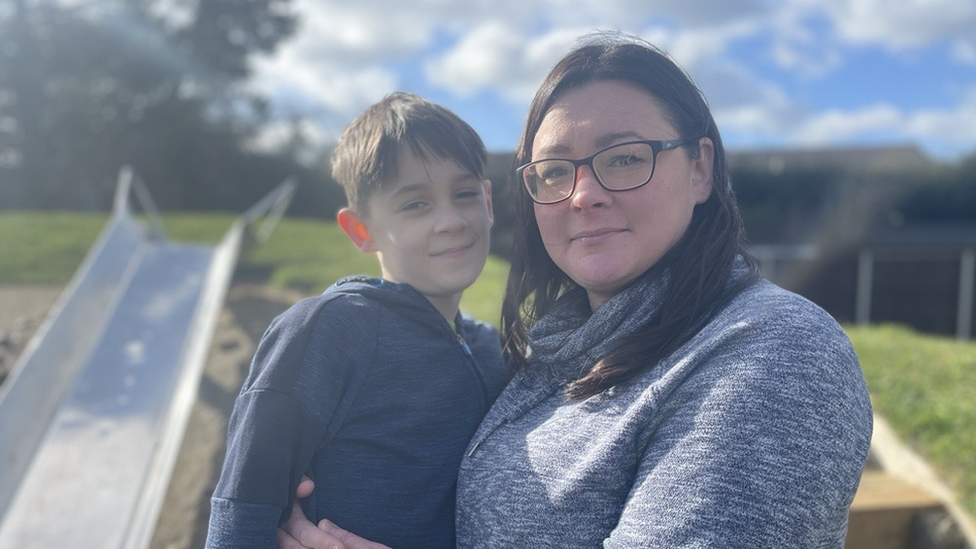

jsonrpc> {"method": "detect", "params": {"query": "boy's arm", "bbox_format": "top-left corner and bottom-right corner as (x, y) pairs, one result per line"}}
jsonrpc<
(278, 495), (391, 549)
(207, 296), (377, 549)
(207, 390), (326, 548)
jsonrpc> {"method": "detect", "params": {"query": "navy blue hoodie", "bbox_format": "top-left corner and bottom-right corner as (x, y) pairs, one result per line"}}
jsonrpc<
(207, 276), (509, 549)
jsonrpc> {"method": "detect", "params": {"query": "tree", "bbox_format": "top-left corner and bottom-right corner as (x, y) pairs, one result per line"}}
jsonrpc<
(0, 0), (300, 211)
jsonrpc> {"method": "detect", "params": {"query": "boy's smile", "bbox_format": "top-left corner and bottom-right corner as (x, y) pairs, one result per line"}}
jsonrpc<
(339, 147), (493, 320)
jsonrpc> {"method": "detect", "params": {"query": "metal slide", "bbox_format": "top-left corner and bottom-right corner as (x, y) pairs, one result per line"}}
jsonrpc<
(0, 168), (295, 549)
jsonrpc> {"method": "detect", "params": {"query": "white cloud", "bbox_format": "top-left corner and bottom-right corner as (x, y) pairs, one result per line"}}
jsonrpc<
(695, 55), (794, 114)
(760, 89), (976, 157)
(659, 0), (770, 24)
(952, 40), (976, 66)
(807, 0), (976, 49)
(248, 0), (537, 119)
(423, 22), (525, 97)
(243, 0), (976, 160)
(716, 106), (786, 137)
(544, 0), (770, 28)
(423, 8), (772, 104)
(713, 84), (976, 160)
(254, 0), (780, 122)
(765, 8), (844, 79)
(251, 47), (396, 116)
(710, 78), (803, 147)
(905, 88), (976, 142)
(247, 0), (448, 130)
(246, 117), (327, 155)
(424, 24), (586, 101)
(771, 42), (842, 79)
(666, 19), (760, 67)
(794, 104), (904, 144)
(289, 1), (434, 60)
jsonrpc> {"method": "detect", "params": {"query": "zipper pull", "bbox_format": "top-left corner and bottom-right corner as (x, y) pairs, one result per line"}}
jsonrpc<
(457, 333), (473, 357)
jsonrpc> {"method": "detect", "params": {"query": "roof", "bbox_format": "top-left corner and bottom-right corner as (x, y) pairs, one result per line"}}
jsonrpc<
(727, 144), (935, 174)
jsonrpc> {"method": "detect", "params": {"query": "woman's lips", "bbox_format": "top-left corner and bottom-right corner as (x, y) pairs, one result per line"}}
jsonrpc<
(571, 228), (626, 243)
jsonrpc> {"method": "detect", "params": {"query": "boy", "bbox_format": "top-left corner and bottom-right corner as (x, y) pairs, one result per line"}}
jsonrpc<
(205, 92), (509, 549)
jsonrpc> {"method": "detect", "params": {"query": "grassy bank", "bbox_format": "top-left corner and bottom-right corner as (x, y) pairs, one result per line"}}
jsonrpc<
(846, 324), (976, 514)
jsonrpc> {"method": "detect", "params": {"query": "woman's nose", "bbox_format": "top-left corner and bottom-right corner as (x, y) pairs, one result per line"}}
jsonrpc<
(569, 164), (611, 210)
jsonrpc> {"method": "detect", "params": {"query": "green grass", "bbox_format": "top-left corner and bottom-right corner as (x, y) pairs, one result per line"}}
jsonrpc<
(846, 323), (976, 514)
(0, 212), (108, 284)
(0, 211), (507, 324)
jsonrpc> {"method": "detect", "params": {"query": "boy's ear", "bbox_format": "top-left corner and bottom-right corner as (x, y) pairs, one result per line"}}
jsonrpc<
(337, 208), (376, 253)
(483, 179), (494, 227)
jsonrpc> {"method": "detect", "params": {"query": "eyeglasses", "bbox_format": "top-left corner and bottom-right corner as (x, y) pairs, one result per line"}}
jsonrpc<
(517, 138), (699, 205)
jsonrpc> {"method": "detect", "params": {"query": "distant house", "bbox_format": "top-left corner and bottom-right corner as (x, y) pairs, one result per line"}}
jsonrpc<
(728, 143), (934, 175)
(728, 144), (974, 340)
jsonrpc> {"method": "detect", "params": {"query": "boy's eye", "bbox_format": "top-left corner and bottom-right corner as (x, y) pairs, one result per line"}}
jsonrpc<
(398, 200), (428, 212)
(455, 188), (481, 200)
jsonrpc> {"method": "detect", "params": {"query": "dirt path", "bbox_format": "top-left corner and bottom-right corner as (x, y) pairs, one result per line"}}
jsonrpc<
(0, 285), (63, 386)
(151, 283), (305, 549)
(0, 283), (305, 549)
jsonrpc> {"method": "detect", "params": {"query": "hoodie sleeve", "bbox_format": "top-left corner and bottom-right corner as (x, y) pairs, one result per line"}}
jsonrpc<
(205, 294), (379, 549)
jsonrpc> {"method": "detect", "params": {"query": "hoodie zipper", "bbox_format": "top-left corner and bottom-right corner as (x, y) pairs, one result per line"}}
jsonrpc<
(456, 332), (473, 357)
(451, 320), (493, 412)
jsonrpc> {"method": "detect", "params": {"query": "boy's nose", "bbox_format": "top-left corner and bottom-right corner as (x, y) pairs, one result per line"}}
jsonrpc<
(434, 206), (467, 232)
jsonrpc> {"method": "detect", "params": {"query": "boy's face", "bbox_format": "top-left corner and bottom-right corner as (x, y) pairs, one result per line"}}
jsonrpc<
(347, 148), (493, 319)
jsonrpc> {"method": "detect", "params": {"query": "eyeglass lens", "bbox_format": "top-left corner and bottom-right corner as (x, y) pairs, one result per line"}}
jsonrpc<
(522, 142), (656, 203)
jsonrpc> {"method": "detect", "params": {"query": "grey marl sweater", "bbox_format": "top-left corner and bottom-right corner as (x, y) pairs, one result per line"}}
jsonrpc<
(457, 259), (872, 548)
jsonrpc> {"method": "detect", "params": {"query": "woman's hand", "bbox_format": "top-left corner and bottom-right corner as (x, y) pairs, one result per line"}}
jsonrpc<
(276, 476), (392, 549)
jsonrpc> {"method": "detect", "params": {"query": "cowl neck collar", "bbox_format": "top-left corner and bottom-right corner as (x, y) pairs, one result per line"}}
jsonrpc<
(526, 260), (672, 381)
(525, 255), (753, 383)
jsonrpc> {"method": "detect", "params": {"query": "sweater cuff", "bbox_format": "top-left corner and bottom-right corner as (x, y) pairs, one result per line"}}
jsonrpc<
(205, 497), (283, 549)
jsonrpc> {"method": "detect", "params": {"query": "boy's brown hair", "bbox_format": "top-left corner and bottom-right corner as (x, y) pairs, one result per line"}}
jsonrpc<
(331, 92), (487, 213)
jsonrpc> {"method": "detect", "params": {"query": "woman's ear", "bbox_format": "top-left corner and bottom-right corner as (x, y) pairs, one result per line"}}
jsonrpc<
(691, 137), (715, 204)
(337, 208), (376, 253)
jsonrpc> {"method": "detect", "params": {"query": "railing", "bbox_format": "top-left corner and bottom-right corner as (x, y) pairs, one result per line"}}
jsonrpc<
(750, 244), (976, 340)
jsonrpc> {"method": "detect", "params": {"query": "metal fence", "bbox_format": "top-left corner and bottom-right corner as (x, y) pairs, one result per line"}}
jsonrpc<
(751, 245), (976, 340)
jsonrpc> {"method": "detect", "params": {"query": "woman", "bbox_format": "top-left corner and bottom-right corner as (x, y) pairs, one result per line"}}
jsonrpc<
(280, 31), (872, 548)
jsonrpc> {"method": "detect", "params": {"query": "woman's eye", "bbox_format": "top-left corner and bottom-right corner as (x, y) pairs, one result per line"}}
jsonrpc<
(542, 166), (570, 181)
(608, 154), (644, 167)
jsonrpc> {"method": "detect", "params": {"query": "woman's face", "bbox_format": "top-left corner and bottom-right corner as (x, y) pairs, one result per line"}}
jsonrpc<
(531, 80), (714, 311)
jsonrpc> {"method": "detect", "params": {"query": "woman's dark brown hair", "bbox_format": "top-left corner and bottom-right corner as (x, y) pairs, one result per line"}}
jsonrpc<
(501, 32), (759, 399)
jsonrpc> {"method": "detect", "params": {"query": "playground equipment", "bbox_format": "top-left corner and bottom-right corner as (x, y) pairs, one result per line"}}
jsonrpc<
(0, 168), (295, 549)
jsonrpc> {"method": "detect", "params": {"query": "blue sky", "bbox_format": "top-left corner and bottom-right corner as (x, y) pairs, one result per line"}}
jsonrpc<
(249, 0), (976, 162)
